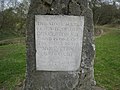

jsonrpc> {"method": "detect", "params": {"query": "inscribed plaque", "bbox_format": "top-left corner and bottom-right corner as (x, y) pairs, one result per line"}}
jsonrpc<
(35, 15), (84, 71)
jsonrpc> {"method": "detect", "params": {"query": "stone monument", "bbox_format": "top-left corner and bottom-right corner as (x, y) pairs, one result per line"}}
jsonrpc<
(25, 0), (95, 90)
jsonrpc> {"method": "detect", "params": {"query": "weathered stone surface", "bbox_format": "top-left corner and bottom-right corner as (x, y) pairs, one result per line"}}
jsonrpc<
(35, 15), (84, 71)
(24, 0), (95, 90)
(44, 0), (53, 5)
(69, 2), (82, 15)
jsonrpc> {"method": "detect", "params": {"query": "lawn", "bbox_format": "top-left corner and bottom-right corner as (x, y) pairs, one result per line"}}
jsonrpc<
(95, 26), (120, 90)
(0, 43), (26, 90)
(0, 26), (120, 90)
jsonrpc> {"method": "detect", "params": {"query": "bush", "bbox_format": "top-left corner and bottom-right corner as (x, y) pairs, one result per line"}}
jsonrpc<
(0, 8), (26, 39)
(112, 19), (120, 24)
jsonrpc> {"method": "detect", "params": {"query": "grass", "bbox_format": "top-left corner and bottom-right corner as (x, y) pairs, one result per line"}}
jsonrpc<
(0, 43), (26, 90)
(94, 26), (120, 90)
(0, 26), (120, 90)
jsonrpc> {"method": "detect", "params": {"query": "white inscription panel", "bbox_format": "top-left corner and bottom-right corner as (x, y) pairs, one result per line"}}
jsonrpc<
(35, 15), (84, 71)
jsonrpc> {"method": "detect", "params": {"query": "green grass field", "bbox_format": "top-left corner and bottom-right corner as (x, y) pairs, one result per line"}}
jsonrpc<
(0, 26), (120, 90)
(95, 26), (120, 90)
(0, 44), (26, 89)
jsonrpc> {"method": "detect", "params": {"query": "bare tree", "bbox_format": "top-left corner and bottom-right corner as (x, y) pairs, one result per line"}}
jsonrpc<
(0, 0), (4, 31)
(0, 0), (4, 11)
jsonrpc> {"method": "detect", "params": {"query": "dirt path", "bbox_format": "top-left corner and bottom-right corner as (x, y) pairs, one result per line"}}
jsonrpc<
(94, 86), (106, 90)
(0, 37), (25, 45)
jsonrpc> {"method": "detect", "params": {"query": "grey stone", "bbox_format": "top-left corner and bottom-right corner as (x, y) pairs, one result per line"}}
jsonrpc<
(69, 2), (82, 15)
(24, 0), (95, 90)
(44, 0), (53, 5)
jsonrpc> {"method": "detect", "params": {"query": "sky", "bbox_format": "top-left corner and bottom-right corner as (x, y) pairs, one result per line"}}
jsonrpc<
(102, 0), (113, 2)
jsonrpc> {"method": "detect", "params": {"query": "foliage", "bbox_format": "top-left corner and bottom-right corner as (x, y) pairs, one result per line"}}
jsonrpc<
(0, 0), (30, 40)
(0, 7), (26, 36)
(90, 0), (120, 25)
